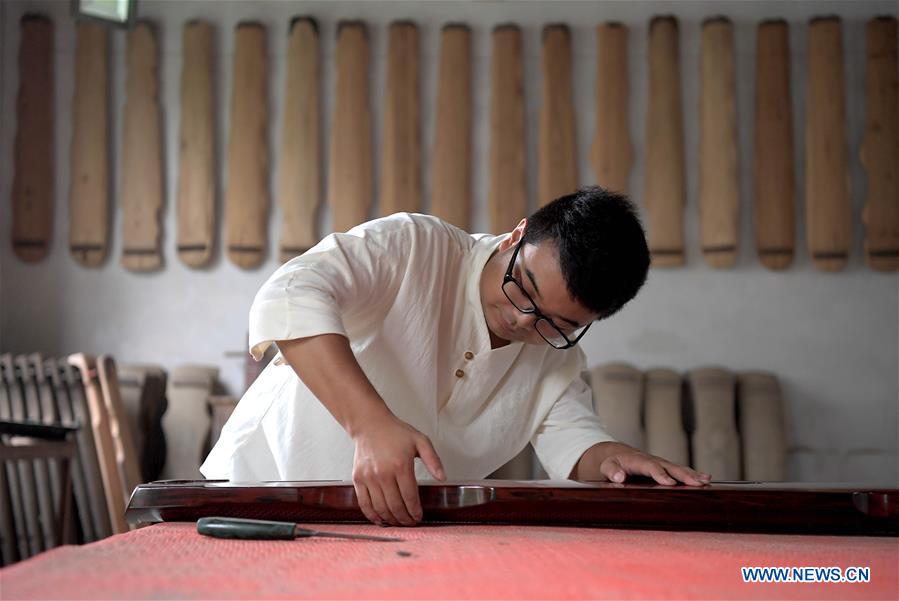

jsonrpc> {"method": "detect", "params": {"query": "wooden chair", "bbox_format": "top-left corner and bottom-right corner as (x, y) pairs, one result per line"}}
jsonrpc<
(59, 360), (111, 540)
(1, 351), (154, 565)
(0, 354), (79, 564)
(0, 421), (76, 565)
(0, 354), (44, 556)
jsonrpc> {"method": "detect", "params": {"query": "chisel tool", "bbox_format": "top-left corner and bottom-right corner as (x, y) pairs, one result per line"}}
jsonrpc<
(197, 517), (403, 542)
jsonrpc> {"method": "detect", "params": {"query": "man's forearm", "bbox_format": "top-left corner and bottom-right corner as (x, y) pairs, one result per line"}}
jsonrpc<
(277, 334), (393, 438)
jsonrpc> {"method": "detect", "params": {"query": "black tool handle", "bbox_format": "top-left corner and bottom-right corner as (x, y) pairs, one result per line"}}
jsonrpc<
(197, 516), (297, 540)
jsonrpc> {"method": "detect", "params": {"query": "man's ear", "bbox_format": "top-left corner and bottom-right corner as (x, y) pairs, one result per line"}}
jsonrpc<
(499, 218), (528, 252)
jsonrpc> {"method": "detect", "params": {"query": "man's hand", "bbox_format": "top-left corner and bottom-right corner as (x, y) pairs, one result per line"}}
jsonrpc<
(571, 441), (710, 486)
(352, 412), (446, 526)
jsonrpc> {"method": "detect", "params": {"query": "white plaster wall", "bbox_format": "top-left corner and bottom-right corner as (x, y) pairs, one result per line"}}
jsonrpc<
(1, 0), (896, 482)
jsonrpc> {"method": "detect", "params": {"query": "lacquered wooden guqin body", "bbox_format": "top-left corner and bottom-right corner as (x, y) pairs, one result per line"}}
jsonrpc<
(125, 480), (899, 536)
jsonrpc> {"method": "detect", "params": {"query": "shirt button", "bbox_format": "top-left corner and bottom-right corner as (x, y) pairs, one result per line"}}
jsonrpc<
(455, 369), (465, 378)
(464, 351), (474, 360)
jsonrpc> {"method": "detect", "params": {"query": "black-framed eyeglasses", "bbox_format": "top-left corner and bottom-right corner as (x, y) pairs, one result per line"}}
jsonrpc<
(501, 238), (592, 349)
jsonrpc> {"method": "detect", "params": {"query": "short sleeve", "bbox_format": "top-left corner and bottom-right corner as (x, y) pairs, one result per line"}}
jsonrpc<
(530, 373), (616, 480)
(248, 214), (417, 360)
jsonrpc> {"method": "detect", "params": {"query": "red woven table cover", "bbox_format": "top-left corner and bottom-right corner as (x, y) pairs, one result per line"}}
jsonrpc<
(1, 522), (896, 600)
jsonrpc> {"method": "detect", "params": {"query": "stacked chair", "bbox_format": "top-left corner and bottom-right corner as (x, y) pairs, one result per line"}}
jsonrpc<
(1, 354), (108, 564)
(0, 350), (260, 566)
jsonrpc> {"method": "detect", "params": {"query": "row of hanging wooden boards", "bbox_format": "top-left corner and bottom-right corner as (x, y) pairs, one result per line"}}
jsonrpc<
(9, 15), (898, 272)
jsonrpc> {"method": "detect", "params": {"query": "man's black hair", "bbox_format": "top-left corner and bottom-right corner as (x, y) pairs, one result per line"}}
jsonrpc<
(522, 186), (650, 320)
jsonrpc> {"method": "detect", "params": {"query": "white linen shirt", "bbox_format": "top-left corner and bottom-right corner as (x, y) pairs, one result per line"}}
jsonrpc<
(200, 213), (614, 482)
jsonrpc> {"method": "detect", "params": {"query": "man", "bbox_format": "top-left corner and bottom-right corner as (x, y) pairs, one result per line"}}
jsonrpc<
(201, 187), (710, 526)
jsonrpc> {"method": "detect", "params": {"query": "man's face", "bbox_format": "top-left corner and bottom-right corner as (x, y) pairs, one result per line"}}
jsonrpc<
(479, 220), (599, 347)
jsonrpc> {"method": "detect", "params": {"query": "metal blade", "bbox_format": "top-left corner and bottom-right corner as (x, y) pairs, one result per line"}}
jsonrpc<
(307, 529), (403, 542)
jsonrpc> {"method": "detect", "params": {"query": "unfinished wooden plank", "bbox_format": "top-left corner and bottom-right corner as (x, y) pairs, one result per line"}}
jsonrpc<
(806, 16), (851, 272)
(861, 16), (898, 272)
(68, 354), (128, 535)
(69, 22), (109, 267)
(96, 356), (142, 497)
(225, 22), (268, 269)
(644, 369), (689, 467)
(121, 21), (163, 271)
(12, 14), (54, 263)
(278, 16), (321, 262)
(738, 372), (786, 481)
(537, 24), (577, 206)
(328, 21), (372, 233)
(430, 24), (472, 231)
(754, 20), (795, 270)
(699, 17), (739, 269)
(687, 367), (741, 480)
(644, 17), (686, 267)
(177, 20), (216, 268)
(162, 365), (218, 480)
(589, 363), (644, 450)
(489, 24), (526, 233)
(590, 22), (632, 195)
(380, 21), (421, 217)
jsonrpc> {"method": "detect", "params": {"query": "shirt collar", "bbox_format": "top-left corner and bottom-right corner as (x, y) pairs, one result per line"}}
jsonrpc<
(465, 233), (505, 310)
(465, 233), (526, 354)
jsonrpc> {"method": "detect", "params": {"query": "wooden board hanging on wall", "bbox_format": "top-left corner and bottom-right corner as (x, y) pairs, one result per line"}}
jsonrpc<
(860, 16), (898, 272)
(644, 17), (686, 267)
(177, 20), (215, 268)
(328, 21), (372, 234)
(591, 22), (632, 195)
(12, 14), (54, 263)
(699, 17), (739, 269)
(380, 21), (421, 217)
(225, 22), (268, 269)
(278, 17), (321, 262)
(430, 24), (472, 231)
(69, 22), (109, 267)
(754, 20), (795, 270)
(121, 22), (163, 272)
(538, 24), (577, 206)
(489, 24), (526, 234)
(806, 16), (851, 272)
